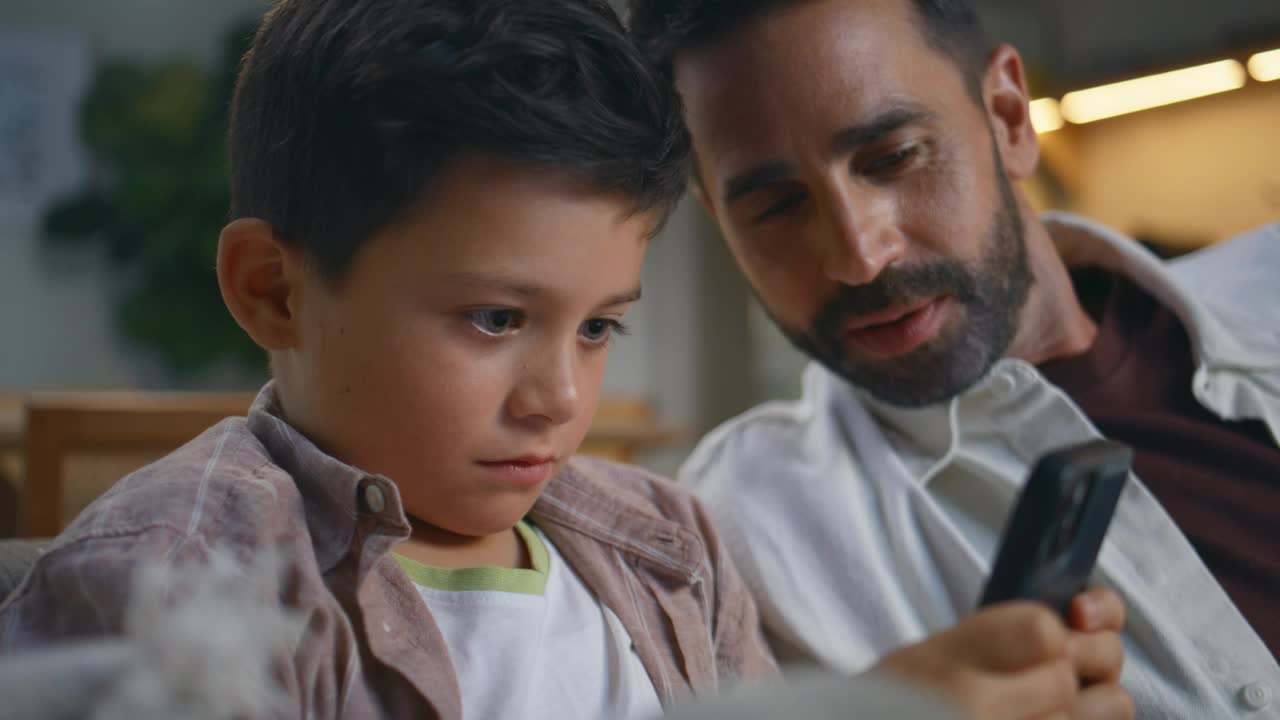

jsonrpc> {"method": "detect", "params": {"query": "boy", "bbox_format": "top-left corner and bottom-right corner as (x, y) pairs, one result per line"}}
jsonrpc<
(0, 1), (1125, 718)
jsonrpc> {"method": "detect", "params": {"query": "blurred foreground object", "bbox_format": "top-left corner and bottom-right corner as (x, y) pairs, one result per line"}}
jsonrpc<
(0, 546), (303, 720)
(665, 669), (964, 720)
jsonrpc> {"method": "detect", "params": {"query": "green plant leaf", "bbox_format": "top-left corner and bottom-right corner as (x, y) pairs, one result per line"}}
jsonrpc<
(41, 16), (262, 378)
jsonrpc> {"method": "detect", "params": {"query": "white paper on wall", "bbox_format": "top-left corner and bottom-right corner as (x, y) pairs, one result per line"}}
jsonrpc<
(0, 27), (90, 228)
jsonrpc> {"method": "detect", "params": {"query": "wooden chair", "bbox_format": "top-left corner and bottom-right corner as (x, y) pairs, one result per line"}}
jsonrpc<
(16, 392), (680, 538)
(580, 396), (683, 463)
(19, 392), (256, 537)
(0, 393), (22, 537)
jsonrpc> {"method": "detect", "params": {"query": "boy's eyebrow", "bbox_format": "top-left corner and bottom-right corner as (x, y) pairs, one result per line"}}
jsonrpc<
(444, 271), (641, 306)
(445, 271), (546, 298)
(601, 287), (642, 307)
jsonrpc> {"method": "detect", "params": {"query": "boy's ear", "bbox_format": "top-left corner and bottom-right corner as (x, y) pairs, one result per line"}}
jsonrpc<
(982, 43), (1040, 182)
(216, 218), (304, 351)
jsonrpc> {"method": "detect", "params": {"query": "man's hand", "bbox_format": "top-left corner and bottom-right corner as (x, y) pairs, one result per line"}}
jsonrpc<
(1064, 587), (1130, 716)
(873, 588), (1133, 720)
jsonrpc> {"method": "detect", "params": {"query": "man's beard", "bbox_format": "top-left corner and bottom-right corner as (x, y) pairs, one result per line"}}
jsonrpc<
(776, 159), (1032, 408)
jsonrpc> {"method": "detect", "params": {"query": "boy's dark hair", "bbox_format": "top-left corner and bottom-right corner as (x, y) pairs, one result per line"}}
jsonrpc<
(626, 0), (988, 98)
(230, 0), (691, 283)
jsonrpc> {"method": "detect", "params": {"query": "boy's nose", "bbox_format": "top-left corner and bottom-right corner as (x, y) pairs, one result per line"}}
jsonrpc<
(508, 348), (582, 427)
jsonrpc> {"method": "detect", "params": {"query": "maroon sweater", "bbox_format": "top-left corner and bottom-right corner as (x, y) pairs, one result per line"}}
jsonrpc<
(1040, 268), (1280, 660)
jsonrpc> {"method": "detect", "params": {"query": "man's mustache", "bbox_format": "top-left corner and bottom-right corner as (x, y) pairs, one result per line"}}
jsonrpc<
(813, 261), (978, 334)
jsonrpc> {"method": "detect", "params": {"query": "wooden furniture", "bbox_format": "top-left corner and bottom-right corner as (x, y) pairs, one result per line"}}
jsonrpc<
(19, 392), (257, 538)
(0, 394), (28, 538)
(13, 391), (680, 538)
(579, 396), (683, 463)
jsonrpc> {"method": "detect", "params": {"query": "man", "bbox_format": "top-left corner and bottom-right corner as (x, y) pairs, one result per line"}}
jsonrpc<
(627, 0), (1280, 717)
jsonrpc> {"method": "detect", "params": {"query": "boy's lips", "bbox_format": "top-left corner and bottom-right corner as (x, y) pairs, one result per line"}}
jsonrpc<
(476, 455), (557, 486)
(842, 296), (949, 358)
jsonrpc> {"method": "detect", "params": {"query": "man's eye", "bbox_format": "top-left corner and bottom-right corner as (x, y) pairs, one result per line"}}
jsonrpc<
(468, 309), (525, 336)
(580, 318), (627, 345)
(752, 192), (807, 223)
(863, 146), (919, 175)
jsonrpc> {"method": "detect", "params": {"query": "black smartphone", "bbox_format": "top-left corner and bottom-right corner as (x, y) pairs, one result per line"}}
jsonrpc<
(978, 439), (1133, 616)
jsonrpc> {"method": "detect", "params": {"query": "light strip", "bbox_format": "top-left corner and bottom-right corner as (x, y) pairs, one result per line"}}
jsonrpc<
(1030, 98), (1064, 134)
(1060, 59), (1247, 124)
(1248, 48), (1280, 82)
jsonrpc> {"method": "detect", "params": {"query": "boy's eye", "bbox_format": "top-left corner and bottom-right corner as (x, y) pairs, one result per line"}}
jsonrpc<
(580, 318), (626, 345)
(468, 309), (525, 336)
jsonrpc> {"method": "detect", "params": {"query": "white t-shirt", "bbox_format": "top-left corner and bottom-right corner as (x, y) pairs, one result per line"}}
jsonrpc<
(395, 521), (663, 720)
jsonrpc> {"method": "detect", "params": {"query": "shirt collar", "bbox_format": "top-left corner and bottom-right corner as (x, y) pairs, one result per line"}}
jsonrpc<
(533, 459), (705, 584)
(839, 358), (1040, 481)
(245, 382), (411, 574)
(1042, 211), (1271, 370)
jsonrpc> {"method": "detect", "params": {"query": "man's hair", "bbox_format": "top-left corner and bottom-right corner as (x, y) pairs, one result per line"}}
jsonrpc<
(229, 0), (691, 283)
(627, 0), (988, 97)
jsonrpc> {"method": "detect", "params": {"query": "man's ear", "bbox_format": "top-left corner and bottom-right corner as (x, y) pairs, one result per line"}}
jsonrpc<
(216, 218), (304, 351)
(982, 43), (1040, 182)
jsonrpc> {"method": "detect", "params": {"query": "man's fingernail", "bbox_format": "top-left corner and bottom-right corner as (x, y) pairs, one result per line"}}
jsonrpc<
(1077, 596), (1098, 625)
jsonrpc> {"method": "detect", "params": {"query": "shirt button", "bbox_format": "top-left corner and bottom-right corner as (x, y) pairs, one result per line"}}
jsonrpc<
(1240, 683), (1271, 711)
(363, 483), (387, 514)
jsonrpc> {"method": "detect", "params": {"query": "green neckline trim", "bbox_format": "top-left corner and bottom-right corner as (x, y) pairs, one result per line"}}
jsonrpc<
(394, 520), (550, 596)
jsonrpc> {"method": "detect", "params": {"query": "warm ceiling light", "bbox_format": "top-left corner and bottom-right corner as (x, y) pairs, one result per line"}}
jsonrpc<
(1060, 59), (1247, 124)
(1030, 98), (1064, 133)
(1248, 48), (1280, 82)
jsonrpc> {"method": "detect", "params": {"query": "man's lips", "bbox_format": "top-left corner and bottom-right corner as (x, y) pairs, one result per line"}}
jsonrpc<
(842, 296), (949, 358)
(841, 296), (940, 332)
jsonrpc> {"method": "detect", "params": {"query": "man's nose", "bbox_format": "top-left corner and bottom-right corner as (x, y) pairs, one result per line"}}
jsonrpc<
(816, 185), (906, 287)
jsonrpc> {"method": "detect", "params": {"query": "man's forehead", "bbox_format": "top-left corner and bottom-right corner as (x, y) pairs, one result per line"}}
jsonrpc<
(675, 3), (929, 170)
(675, 0), (932, 126)
(674, 0), (919, 81)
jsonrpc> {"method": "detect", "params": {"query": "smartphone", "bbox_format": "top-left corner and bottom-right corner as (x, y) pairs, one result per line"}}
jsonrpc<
(977, 439), (1133, 616)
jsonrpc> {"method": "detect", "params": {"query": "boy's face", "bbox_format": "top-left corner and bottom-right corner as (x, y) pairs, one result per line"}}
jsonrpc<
(279, 156), (649, 538)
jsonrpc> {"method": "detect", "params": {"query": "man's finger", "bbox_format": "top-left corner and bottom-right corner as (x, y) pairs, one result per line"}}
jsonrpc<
(1071, 682), (1135, 720)
(966, 602), (1070, 671)
(1068, 632), (1125, 683)
(973, 658), (1078, 720)
(1067, 588), (1125, 633)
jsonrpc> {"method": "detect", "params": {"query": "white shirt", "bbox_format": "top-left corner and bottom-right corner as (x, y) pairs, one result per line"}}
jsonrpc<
(679, 214), (1280, 718)
(399, 522), (663, 720)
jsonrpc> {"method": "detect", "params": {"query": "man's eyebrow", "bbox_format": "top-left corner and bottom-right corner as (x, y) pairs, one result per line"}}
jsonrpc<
(722, 162), (792, 206)
(829, 105), (935, 155)
(720, 105), (934, 207)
